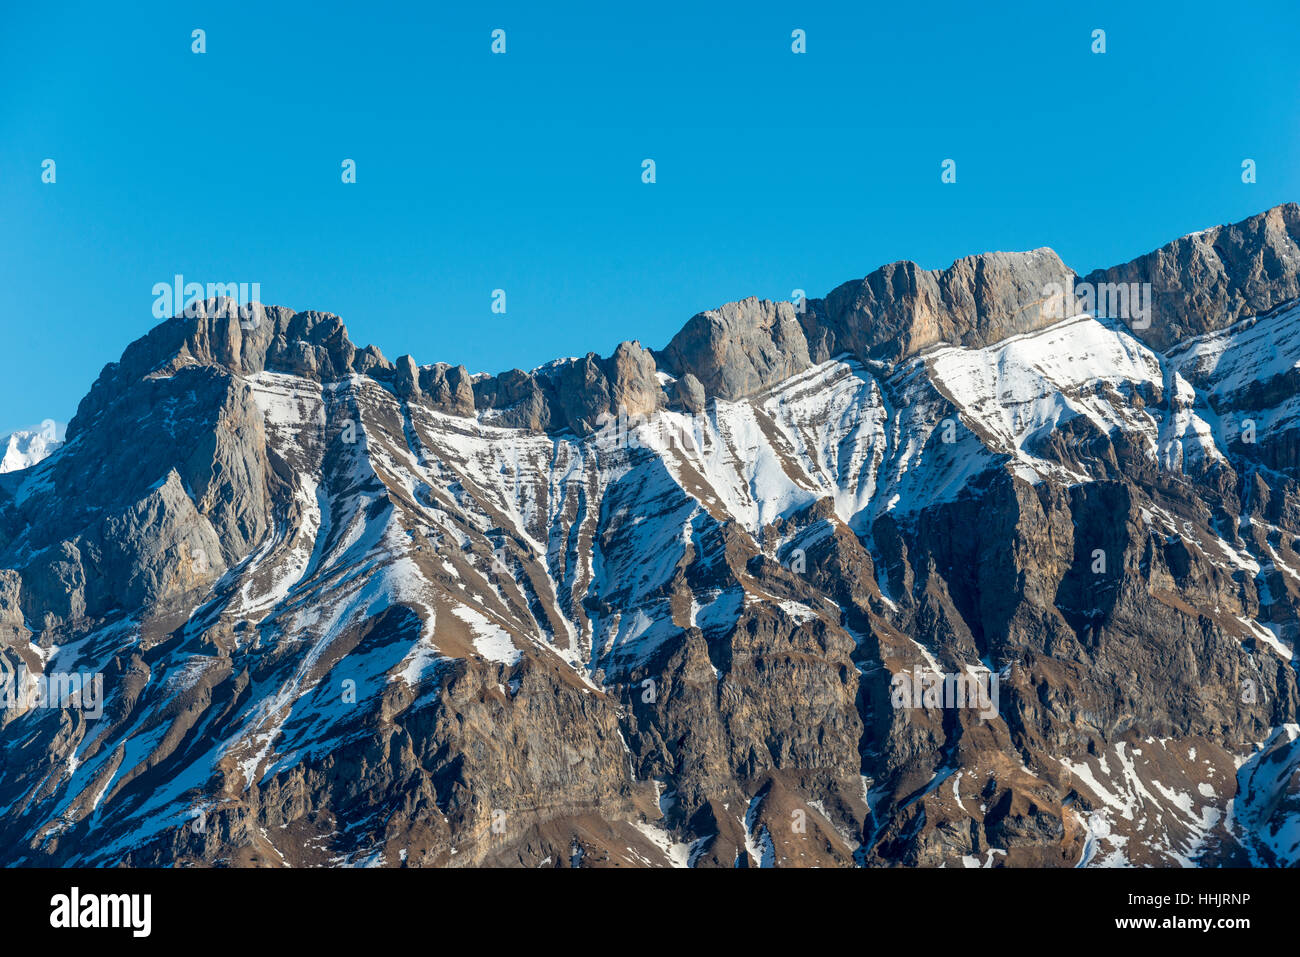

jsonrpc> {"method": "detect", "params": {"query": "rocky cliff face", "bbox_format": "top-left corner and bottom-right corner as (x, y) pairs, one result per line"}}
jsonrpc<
(0, 204), (1298, 867)
(1085, 202), (1300, 351)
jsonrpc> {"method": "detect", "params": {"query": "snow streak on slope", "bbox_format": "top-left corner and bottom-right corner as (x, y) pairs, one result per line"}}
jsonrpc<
(1166, 302), (1300, 451)
(1167, 302), (1300, 400)
(926, 314), (1222, 479)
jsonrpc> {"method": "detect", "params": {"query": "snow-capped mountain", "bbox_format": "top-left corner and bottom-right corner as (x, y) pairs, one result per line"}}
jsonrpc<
(0, 423), (63, 474)
(1, 204), (1299, 867)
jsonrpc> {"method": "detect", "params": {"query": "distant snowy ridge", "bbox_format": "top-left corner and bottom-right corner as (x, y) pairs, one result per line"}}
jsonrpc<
(0, 422), (64, 474)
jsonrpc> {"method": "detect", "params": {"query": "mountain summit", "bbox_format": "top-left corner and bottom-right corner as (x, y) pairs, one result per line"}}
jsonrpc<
(1, 205), (1298, 867)
(0, 424), (63, 474)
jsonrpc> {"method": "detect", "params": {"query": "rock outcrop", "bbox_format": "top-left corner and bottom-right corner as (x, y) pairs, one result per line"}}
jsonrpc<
(1086, 202), (1300, 351)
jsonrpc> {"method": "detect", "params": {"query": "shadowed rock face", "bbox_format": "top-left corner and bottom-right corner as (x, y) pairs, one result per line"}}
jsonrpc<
(1085, 203), (1300, 352)
(0, 205), (1299, 868)
(472, 341), (664, 433)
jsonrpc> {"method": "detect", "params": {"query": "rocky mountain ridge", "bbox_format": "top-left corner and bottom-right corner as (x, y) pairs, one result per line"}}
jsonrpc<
(68, 205), (1300, 437)
(1, 203), (1298, 867)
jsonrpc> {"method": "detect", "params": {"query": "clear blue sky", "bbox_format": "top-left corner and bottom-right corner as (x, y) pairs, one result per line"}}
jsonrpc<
(2, 0), (1298, 433)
